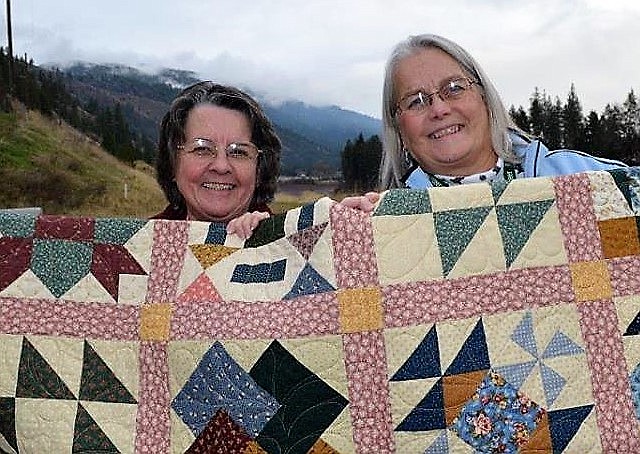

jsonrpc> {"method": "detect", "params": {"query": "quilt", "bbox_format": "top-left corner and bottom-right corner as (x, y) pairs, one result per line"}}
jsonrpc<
(2, 168), (640, 453)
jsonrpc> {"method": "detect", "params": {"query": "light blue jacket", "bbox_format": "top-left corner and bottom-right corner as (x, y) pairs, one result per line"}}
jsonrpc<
(404, 132), (627, 188)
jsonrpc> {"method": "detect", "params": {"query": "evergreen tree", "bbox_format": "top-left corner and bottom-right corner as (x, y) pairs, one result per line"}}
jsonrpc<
(563, 83), (585, 150)
(509, 105), (529, 133)
(542, 95), (562, 149)
(529, 88), (544, 137)
(621, 90), (640, 165)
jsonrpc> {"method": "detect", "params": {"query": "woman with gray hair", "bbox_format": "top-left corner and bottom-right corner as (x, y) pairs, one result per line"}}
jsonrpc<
(344, 34), (625, 210)
(153, 81), (281, 238)
(381, 33), (624, 189)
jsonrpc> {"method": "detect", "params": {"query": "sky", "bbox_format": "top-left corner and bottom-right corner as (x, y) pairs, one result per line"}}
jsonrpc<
(3, 0), (640, 119)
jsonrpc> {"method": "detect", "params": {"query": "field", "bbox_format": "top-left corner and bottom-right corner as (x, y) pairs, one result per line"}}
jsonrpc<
(271, 179), (346, 214)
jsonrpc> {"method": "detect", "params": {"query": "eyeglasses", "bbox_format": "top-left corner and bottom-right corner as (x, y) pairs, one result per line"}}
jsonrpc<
(394, 77), (478, 117)
(177, 138), (261, 162)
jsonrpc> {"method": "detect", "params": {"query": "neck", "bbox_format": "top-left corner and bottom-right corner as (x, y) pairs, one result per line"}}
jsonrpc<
(428, 152), (498, 178)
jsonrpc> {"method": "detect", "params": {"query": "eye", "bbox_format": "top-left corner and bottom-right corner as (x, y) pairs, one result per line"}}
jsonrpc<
(227, 143), (253, 159)
(192, 144), (214, 157)
(403, 92), (428, 111)
(442, 79), (468, 98)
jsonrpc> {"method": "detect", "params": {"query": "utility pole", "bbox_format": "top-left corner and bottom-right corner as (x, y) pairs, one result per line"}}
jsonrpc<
(5, 0), (14, 94)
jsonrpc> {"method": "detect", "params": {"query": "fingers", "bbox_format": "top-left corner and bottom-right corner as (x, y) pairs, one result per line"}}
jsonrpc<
(340, 192), (381, 212)
(226, 211), (270, 240)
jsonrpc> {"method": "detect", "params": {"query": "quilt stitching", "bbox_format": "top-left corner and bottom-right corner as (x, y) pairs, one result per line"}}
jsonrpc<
(4, 169), (640, 452)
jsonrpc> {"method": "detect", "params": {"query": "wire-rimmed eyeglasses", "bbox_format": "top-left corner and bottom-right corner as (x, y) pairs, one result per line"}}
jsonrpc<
(177, 138), (261, 162)
(394, 77), (478, 117)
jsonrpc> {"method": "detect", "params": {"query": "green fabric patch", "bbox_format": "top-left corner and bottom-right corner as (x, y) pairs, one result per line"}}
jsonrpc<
(0, 212), (37, 238)
(31, 239), (92, 297)
(73, 403), (120, 453)
(250, 340), (349, 453)
(491, 179), (510, 205)
(245, 213), (286, 248)
(374, 189), (432, 216)
(16, 337), (76, 400)
(496, 200), (555, 268)
(79, 340), (137, 404)
(94, 218), (148, 245)
(435, 207), (493, 276)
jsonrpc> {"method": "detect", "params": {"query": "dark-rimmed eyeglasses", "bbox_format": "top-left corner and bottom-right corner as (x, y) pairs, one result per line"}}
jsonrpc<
(394, 77), (478, 117)
(177, 138), (261, 162)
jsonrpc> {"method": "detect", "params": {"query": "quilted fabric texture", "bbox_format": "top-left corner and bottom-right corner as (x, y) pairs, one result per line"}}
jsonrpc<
(2, 167), (640, 453)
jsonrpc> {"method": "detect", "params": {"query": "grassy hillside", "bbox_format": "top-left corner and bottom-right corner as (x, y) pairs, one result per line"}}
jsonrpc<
(0, 105), (167, 218)
(0, 105), (341, 219)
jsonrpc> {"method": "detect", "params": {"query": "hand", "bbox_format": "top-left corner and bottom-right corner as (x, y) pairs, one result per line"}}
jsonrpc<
(340, 191), (380, 213)
(226, 211), (270, 240)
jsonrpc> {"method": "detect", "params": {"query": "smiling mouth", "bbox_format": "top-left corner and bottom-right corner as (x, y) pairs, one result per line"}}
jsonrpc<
(429, 124), (462, 139)
(202, 182), (235, 190)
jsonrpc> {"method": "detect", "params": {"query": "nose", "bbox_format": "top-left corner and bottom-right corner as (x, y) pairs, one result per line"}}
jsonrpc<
(206, 151), (232, 173)
(427, 94), (451, 119)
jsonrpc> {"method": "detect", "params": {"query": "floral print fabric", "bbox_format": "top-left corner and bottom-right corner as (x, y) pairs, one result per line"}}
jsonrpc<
(450, 371), (546, 453)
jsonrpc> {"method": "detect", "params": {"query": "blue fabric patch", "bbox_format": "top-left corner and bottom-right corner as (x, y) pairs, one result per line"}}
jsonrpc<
(444, 319), (490, 376)
(297, 203), (315, 231)
(283, 263), (335, 300)
(231, 259), (287, 284)
(205, 223), (228, 245)
(547, 405), (593, 452)
(171, 341), (280, 437)
(630, 364), (640, 420)
(391, 325), (441, 381)
(396, 378), (446, 431)
(450, 371), (545, 452)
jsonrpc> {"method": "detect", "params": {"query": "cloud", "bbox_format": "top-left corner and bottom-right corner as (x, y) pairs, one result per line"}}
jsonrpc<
(6, 0), (640, 118)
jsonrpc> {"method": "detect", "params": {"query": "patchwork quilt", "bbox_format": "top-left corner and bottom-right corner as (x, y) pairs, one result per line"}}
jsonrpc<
(2, 168), (640, 453)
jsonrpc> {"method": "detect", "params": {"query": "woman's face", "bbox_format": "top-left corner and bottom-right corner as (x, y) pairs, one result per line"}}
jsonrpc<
(175, 104), (258, 222)
(394, 47), (495, 176)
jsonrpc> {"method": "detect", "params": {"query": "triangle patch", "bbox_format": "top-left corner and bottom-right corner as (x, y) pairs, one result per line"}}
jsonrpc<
(287, 222), (327, 260)
(424, 430), (449, 454)
(540, 363), (566, 407)
(624, 310), (640, 336)
(542, 331), (584, 359)
(496, 200), (554, 268)
(79, 340), (137, 404)
(391, 325), (441, 381)
(0, 397), (17, 454)
(283, 263), (335, 300)
(548, 405), (593, 453)
(521, 411), (553, 453)
(189, 244), (238, 269)
(395, 378), (446, 432)
(444, 319), (491, 376)
(434, 207), (493, 276)
(493, 361), (537, 390)
(512, 312), (538, 358)
(16, 337), (76, 400)
(73, 402), (119, 453)
(178, 272), (223, 303)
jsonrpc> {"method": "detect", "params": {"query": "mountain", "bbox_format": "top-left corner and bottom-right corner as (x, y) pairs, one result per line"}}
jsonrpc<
(59, 63), (382, 175)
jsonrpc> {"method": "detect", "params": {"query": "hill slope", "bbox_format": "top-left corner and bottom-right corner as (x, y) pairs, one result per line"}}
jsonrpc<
(61, 63), (381, 175)
(0, 105), (167, 218)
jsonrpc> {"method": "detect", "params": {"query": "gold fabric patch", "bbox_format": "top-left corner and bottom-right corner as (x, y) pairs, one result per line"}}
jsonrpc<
(140, 303), (172, 341)
(570, 261), (613, 302)
(337, 287), (383, 333)
(598, 217), (640, 259)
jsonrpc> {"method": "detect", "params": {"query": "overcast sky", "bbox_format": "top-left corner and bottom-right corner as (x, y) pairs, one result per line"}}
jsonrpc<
(4, 0), (639, 119)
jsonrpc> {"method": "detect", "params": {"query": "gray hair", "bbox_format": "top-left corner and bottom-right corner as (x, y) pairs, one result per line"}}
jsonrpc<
(380, 34), (521, 189)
